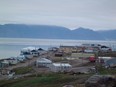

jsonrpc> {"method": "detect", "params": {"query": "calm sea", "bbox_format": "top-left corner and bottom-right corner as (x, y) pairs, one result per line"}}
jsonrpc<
(0, 38), (116, 59)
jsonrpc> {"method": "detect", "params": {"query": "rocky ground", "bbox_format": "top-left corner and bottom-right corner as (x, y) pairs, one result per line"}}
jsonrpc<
(0, 51), (116, 87)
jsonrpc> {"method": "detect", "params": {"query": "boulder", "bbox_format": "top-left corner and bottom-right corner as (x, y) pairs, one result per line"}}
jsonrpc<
(85, 75), (116, 87)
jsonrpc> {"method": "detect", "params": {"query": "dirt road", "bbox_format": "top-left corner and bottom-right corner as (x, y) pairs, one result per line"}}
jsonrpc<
(6, 57), (38, 70)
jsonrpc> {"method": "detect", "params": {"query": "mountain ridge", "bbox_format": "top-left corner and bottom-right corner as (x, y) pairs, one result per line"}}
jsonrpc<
(0, 24), (116, 40)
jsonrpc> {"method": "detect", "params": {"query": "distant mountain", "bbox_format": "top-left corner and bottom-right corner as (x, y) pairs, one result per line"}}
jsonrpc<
(70, 27), (105, 40)
(0, 24), (116, 40)
(98, 30), (116, 40)
(0, 24), (71, 39)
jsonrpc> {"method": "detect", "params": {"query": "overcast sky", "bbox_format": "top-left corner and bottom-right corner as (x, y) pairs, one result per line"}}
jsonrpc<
(0, 0), (116, 30)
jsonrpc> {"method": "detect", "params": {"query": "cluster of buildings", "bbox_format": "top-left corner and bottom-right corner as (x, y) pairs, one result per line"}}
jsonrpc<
(20, 47), (47, 58)
(36, 58), (72, 72)
(0, 47), (47, 69)
(35, 43), (115, 72)
(0, 45), (73, 73)
(0, 55), (25, 68)
(0, 43), (115, 73)
(47, 43), (112, 58)
(59, 43), (112, 54)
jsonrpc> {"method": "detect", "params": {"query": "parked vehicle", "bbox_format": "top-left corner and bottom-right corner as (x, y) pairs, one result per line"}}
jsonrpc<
(89, 56), (96, 62)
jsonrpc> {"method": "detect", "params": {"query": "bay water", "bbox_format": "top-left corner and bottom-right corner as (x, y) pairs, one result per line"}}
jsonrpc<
(0, 38), (116, 59)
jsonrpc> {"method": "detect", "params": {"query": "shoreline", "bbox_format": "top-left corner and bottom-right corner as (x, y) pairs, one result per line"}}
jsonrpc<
(0, 38), (116, 58)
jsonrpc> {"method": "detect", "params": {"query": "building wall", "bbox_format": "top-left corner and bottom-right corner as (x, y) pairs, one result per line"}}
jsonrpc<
(36, 62), (52, 68)
(59, 46), (76, 53)
(36, 58), (52, 68)
(50, 64), (72, 72)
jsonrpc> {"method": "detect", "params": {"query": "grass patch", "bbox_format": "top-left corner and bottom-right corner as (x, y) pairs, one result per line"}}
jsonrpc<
(98, 67), (116, 75)
(12, 66), (33, 74)
(98, 51), (116, 57)
(71, 53), (94, 58)
(0, 73), (90, 87)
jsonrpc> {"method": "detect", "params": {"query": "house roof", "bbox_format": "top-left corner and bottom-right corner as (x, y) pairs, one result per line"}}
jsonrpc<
(37, 58), (52, 63)
(106, 58), (116, 65)
(21, 46), (36, 51)
(98, 57), (112, 59)
(52, 63), (71, 67)
(1, 60), (9, 64)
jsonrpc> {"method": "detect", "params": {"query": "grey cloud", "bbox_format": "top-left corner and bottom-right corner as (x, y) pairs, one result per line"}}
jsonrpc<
(0, 0), (116, 30)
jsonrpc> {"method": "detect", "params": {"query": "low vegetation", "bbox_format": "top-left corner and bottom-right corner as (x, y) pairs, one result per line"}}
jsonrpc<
(0, 73), (90, 87)
(12, 66), (33, 74)
(98, 51), (116, 57)
(98, 67), (116, 75)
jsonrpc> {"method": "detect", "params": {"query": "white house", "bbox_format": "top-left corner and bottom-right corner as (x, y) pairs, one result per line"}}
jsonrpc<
(1, 60), (9, 67)
(36, 58), (52, 67)
(21, 47), (36, 53)
(50, 63), (72, 72)
(17, 55), (26, 62)
(98, 57), (112, 63)
(20, 47), (38, 59)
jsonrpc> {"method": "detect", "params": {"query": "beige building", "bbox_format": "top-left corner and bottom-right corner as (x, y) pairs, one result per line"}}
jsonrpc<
(59, 46), (77, 53)
(59, 46), (85, 53)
